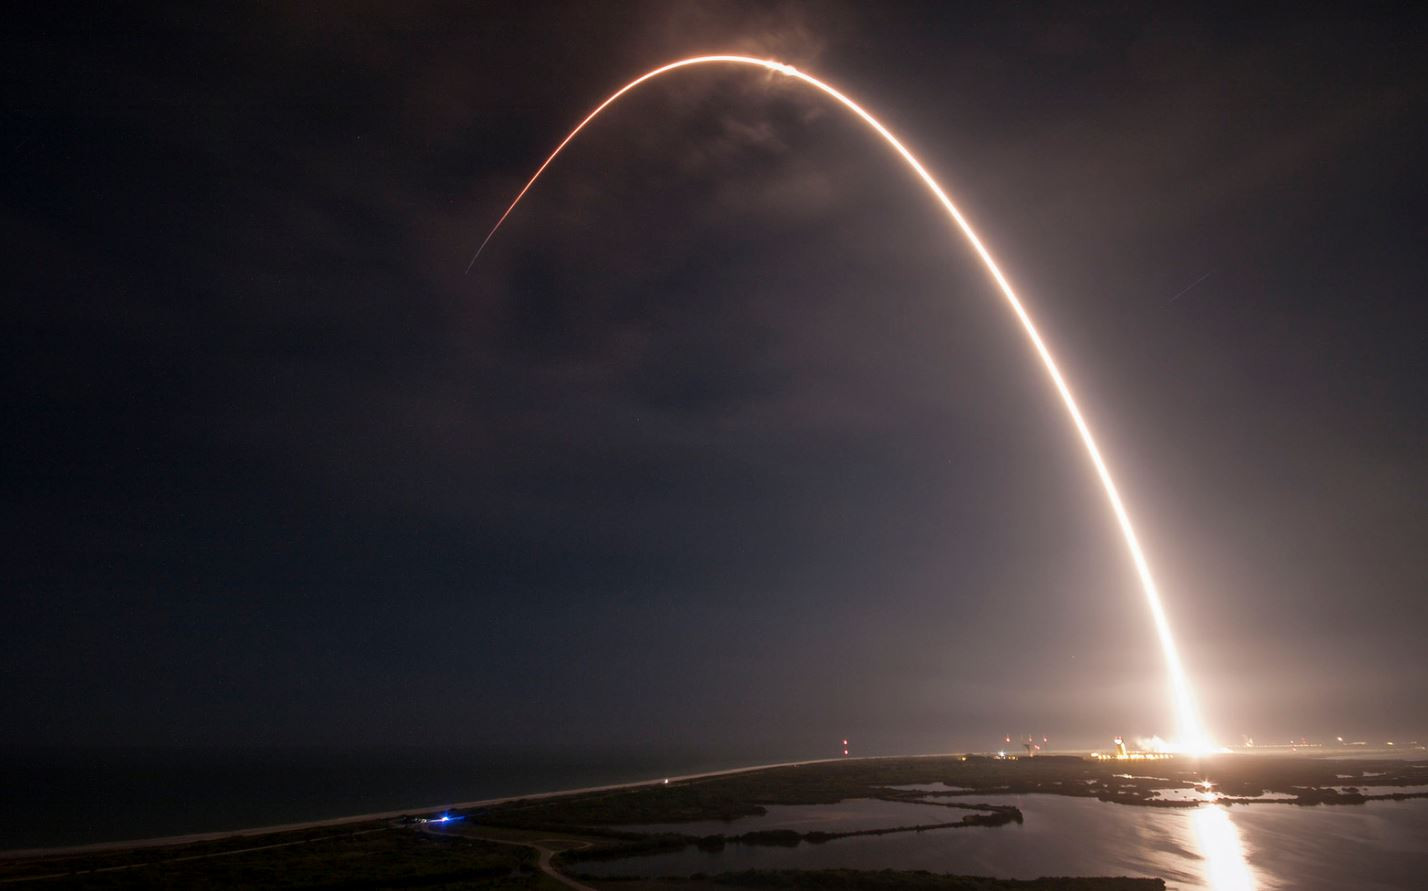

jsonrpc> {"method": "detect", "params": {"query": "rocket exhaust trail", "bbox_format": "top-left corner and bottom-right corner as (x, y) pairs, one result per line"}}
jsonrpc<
(466, 55), (1214, 752)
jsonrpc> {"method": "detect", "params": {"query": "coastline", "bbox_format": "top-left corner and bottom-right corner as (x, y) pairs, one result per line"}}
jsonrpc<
(10, 747), (1417, 860)
(1, 754), (887, 860)
(5, 752), (1424, 890)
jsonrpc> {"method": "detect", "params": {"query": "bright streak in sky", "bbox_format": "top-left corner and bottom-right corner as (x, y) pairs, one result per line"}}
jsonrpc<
(468, 55), (1214, 751)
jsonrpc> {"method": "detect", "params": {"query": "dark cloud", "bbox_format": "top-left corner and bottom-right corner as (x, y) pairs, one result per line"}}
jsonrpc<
(4, 2), (1424, 754)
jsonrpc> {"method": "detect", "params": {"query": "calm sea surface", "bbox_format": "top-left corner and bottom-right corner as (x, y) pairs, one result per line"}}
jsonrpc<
(0, 746), (789, 851)
(580, 794), (1428, 890)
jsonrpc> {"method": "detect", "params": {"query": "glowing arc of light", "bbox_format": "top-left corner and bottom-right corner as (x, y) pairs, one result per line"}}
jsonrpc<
(467, 55), (1212, 751)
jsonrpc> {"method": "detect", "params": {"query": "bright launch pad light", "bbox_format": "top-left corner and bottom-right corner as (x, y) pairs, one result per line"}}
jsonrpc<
(468, 55), (1215, 753)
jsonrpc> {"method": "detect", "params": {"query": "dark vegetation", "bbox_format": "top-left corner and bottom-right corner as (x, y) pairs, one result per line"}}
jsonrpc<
(462, 758), (1037, 868)
(466, 758), (1032, 829)
(557, 806), (1020, 866)
(0, 827), (551, 889)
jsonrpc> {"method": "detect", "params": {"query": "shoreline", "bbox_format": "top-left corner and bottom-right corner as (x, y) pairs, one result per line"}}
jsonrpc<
(4, 753), (939, 860)
(8, 748), (1417, 860)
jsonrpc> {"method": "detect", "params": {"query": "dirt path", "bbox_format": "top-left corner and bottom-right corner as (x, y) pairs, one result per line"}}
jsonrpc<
(430, 829), (595, 891)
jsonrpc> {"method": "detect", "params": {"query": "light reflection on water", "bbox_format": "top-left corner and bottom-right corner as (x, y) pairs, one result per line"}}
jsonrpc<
(1192, 805), (1258, 890)
(584, 795), (1428, 890)
(882, 782), (974, 792)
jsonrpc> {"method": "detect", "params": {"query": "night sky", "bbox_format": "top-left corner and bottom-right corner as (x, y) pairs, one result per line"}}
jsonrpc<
(6, 3), (1425, 756)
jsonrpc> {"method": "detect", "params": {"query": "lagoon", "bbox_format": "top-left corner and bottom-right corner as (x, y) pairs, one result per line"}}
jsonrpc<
(581, 794), (1428, 890)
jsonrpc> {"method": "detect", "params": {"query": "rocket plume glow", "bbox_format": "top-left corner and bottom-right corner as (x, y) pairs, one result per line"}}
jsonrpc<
(468, 55), (1215, 753)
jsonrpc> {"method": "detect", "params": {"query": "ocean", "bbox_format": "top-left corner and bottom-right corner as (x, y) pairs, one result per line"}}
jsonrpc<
(0, 745), (799, 851)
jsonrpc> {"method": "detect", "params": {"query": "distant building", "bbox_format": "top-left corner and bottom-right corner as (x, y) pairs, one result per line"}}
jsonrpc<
(1090, 736), (1171, 761)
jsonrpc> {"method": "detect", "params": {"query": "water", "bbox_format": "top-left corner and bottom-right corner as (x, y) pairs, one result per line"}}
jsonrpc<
(579, 794), (1428, 890)
(0, 746), (791, 851)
